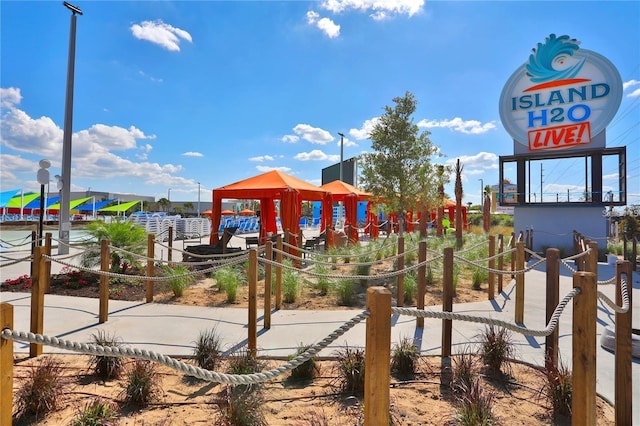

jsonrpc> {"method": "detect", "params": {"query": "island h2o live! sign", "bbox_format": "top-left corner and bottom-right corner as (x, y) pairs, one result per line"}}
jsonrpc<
(499, 34), (622, 155)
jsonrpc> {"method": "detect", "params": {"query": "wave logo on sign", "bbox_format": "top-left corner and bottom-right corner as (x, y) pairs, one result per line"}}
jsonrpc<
(499, 34), (622, 153)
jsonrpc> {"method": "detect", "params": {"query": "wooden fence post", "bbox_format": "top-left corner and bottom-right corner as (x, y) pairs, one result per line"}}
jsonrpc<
(276, 235), (283, 310)
(586, 241), (598, 275)
(364, 287), (391, 426)
(146, 234), (155, 303)
(30, 230), (37, 277)
(99, 239), (110, 323)
(572, 271), (597, 426)
(168, 226), (173, 263)
(264, 241), (273, 329)
(30, 246), (47, 357)
(515, 241), (525, 324)
(416, 241), (426, 328)
(442, 247), (453, 357)
(497, 234), (504, 293)
(396, 235), (405, 307)
(488, 235), (495, 300)
(545, 248), (559, 372)
(615, 260), (633, 425)
(510, 232), (516, 277)
(1, 303), (14, 426)
(248, 249), (257, 358)
(44, 233), (52, 292)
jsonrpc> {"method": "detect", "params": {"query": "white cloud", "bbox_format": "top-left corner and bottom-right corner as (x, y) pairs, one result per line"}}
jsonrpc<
(295, 149), (340, 161)
(256, 165), (292, 173)
(321, 0), (424, 19)
(138, 70), (163, 83)
(339, 136), (357, 148)
(130, 20), (192, 52)
(0, 87), (22, 108)
(182, 151), (203, 157)
(628, 88), (640, 98)
(349, 117), (379, 140)
(447, 152), (498, 172)
(306, 10), (340, 38)
(0, 89), (191, 191)
(417, 117), (497, 135)
(292, 124), (334, 144)
(249, 155), (275, 162)
(603, 173), (619, 180)
(282, 134), (300, 143)
(622, 79), (639, 91)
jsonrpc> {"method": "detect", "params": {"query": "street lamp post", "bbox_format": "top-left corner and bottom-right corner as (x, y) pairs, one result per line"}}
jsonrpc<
(168, 188), (171, 201)
(197, 182), (201, 216)
(37, 160), (51, 247)
(58, 1), (83, 255)
(337, 132), (345, 228)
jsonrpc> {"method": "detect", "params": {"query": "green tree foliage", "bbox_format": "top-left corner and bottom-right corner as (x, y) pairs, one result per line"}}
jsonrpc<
(360, 91), (443, 227)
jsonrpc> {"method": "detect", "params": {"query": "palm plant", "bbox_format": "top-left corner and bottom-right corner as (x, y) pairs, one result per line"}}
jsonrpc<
(455, 159), (464, 248)
(81, 220), (147, 273)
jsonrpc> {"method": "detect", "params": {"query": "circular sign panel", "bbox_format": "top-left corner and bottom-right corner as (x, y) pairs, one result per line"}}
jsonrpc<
(499, 34), (622, 153)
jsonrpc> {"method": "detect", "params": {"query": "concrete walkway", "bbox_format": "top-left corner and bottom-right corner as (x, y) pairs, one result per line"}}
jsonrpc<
(1, 247), (639, 422)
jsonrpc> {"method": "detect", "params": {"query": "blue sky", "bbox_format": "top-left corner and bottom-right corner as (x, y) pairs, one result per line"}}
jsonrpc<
(1, 0), (639, 206)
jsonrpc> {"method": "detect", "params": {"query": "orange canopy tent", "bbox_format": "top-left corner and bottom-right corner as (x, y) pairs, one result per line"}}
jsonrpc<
(320, 180), (371, 243)
(238, 209), (255, 216)
(412, 199), (468, 231)
(210, 170), (333, 248)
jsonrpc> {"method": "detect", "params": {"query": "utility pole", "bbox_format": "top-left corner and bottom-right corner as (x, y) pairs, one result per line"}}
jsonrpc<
(338, 132), (345, 182)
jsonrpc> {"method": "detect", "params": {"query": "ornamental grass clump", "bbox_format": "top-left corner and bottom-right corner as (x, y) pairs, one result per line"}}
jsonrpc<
(215, 266), (242, 303)
(120, 360), (161, 407)
(15, 356), (66, 420)
(216, 384), (267, 426)
(472, 268), (487, 290)
(334, 345), (365, 396)
(479, 325), (514, 376)
(163, 264), (195, 297)
(71, 398), (118, 426)
(403, 272), (417, 303)
(391, 336), (420, 378)
(193, 327), (224, 371)
(451, 348), (478, 394)
(288, 343), (320, 381)
(455, 380), (495, 426)
(335, 278), (355, 306)
(88, 330), (124, 380)
(282, 259), (300, 303)
(312, 262), (331, 295)
(542, 360), (572, 418)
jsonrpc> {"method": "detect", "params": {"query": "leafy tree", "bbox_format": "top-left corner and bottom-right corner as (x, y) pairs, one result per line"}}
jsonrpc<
(81, 220), (148, 273)
(183, 202), (194, 215)
(360, 91), (442, 234)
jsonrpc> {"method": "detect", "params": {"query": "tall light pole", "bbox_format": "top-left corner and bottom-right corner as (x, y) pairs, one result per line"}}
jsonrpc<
(337, 132), (345, 182)
(168, 188), (171, 201)
(197, 182), (201, 216)
(479, 178), (484, 211)
(58, 1), (83, 255)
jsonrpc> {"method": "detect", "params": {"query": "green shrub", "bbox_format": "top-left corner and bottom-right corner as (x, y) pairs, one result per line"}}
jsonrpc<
(120, 360), (161, 407)
(15, 356), (66, 419)
(194, 328), (224, 371)
(88, 330), (124, 380)
(72, 398), (118, 426)
(335, 278), (355, 306)
(391, 337), (420, 378)
(426, 265), (435, 285)
(334, 345), (365, 396)
(354, 254), (372, 283)
(227, 348), (265, 376)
